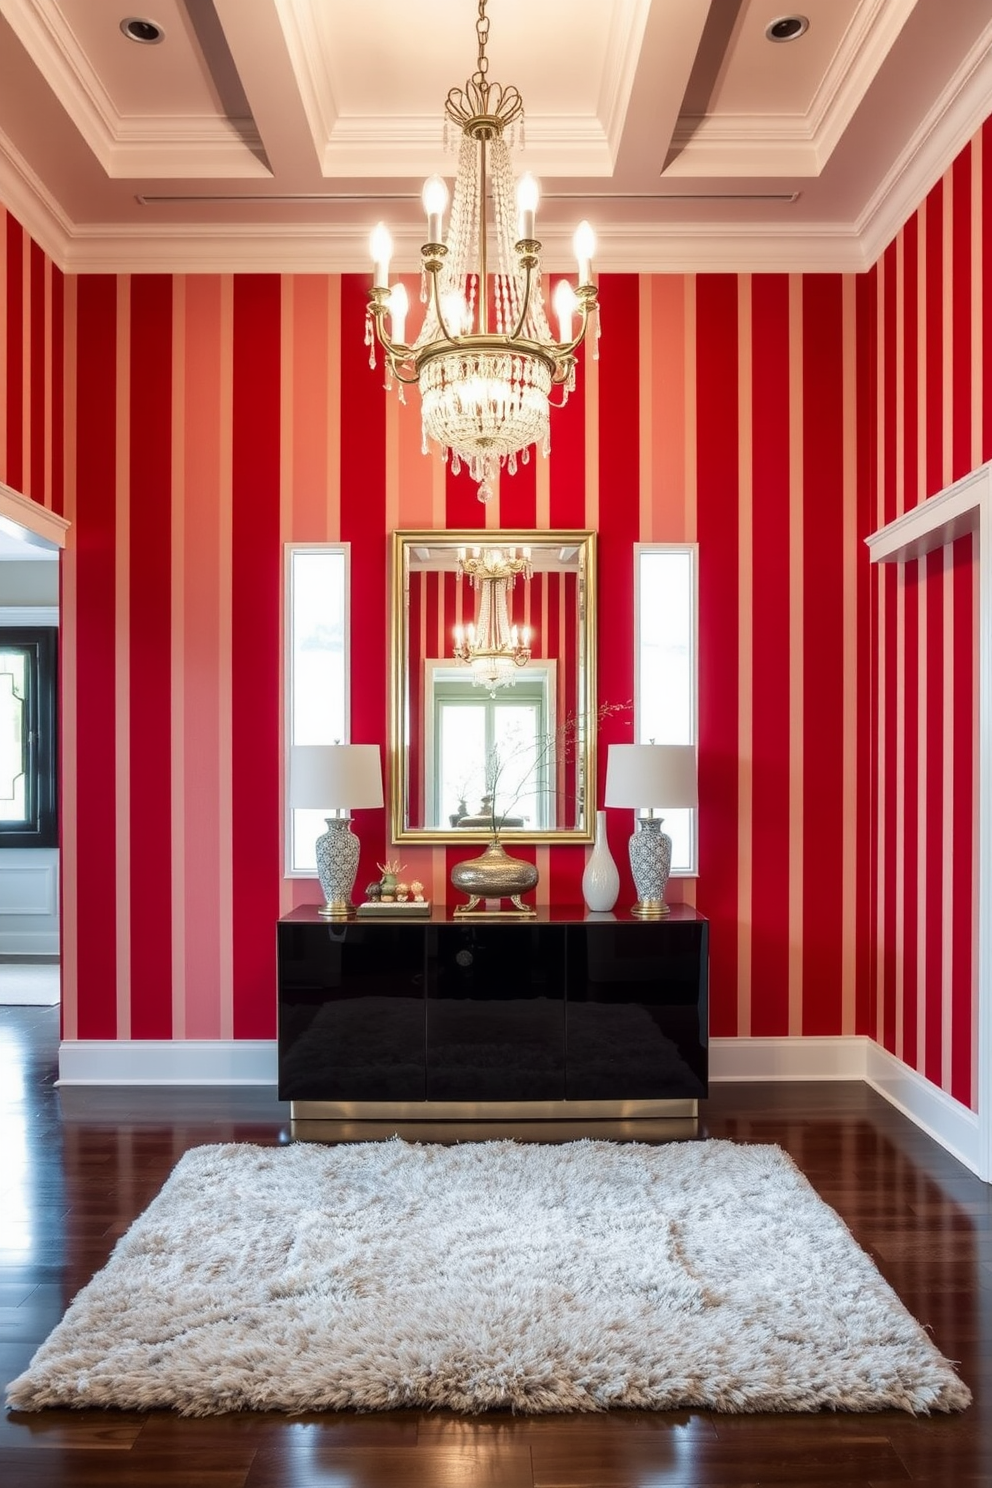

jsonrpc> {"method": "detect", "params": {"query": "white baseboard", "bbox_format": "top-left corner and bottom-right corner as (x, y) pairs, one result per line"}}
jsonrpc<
(865, 1041), (982, 1177)
(709, 1035), (867, 1081)
(54, 1036), (985, 1180)
(711, 1035), (983, 1180)
(0, 930), (60, 956)
(57, 1039), (278, 1086)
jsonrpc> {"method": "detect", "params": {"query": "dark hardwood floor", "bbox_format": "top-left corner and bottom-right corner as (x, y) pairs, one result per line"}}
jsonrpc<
(0, 1003), (989, 1487)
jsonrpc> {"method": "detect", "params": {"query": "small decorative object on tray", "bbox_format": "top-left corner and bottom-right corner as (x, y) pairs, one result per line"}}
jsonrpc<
(356, 867), (430, 915)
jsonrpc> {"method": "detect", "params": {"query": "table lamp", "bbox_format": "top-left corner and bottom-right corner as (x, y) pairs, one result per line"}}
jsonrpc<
(604, 743), (697, 917)
(289, 744), (384, 917)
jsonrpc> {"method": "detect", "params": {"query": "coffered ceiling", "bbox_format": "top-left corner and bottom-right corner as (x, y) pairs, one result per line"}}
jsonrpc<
(0, 0), (989, 274)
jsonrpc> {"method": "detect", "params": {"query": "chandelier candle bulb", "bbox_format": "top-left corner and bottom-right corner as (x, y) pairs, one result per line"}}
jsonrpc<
(573, 220), (595, 285)
(370, 223), (392, 289)
(516, 172), (540, 240)
(422, 174), (449, 245)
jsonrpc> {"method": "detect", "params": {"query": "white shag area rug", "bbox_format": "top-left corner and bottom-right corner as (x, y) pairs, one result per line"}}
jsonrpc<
(5, 1138), (971, 1417)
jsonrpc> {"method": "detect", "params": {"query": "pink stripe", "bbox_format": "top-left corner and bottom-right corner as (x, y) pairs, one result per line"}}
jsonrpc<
(115, 277), (132, 1039)
(787, 276), (804, 1036)
(736, 276), (753, 1037)
(171, 278), (187, 1035)
(290, 275), (334, 541)
(326, 279), (342, 539)
(182, 277), (227, 1040)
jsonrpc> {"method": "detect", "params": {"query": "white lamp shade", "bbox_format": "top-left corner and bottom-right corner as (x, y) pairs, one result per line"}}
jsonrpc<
(289, 744), (384, 811)
(605, 744), (697, 810)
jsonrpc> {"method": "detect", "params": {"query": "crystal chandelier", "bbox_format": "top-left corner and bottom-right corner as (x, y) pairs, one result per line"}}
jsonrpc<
(365, 0), (599, 503)
(453, 545), (532, 693)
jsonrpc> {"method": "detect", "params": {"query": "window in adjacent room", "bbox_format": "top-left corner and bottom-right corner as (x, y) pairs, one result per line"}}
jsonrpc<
(634, 545), (698, 875)
(430, 667), (554, 830)
(0, 628), (57, 849)
(285, 545), (348, 875)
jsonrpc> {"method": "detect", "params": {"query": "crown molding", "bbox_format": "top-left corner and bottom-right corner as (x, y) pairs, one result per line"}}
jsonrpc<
(0, 125), (71, 269)
(1, 0), (266, 179)
(52, 216), (865, 276)
(856, 17), (992, 263)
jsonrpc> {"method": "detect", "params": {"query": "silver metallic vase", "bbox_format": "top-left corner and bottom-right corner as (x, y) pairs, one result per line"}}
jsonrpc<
(451, 840), (539, 916)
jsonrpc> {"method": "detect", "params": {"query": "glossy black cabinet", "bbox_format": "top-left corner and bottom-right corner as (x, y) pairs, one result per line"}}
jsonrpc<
(277, 905), (708, 1110)
(428, 922), (566, 1101)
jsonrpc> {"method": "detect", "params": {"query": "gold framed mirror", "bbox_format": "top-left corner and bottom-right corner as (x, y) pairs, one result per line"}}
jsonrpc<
(390, 529), (597, 844)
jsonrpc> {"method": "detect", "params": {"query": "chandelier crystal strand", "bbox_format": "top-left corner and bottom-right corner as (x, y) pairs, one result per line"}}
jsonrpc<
(366, 0), (598, 502)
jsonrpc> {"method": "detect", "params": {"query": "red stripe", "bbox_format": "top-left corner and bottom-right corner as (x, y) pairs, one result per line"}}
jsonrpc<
(951, 148), (972, 482)
(341, 274), (388, 893)
(923, 550), (944, 1085)
(855, 271), (876, 1037)
(881, 240), (898, 526)
(29, 240), (45, 498)
(748, 275), (791, 1037)
(694, 275), (740, 1036)
(445, 453), (485, 527)
(128, 275), (174, 1039)
(950, 535), (975, 1106)
(801, 275), (845, 1035)
(231, 276), (282, 1038)
(983, 119), (992, 461)
(50, 267), (64, 515)
(73, 276), (119, 1038)
(902, 215), (919, 503)
(901, 563), (919, 1072)
(924, 177), (945, 496)
(881, 561), (898, 1055)
(549, 349), (586, 528)
(5, 215), (23, 489)
(499, 445), (537, 528)
(595, 275), (640, 904)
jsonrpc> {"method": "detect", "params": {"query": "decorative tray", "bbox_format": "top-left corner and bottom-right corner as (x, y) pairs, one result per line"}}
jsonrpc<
(355, 900), (432, 917)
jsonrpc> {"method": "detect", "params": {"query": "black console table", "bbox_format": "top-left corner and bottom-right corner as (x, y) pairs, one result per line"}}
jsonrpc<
(277, 904), (708, 1119)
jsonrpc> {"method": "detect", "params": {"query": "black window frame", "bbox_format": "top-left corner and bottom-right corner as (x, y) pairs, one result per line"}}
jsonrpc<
(0, 627), (58, 850)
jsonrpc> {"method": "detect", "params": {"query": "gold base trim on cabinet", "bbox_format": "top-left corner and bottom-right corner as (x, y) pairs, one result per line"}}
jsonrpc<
(289, 1098), (698, 1122)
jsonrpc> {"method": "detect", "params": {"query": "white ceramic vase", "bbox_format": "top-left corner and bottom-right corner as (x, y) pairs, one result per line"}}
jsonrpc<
(582, 809), (620, 912)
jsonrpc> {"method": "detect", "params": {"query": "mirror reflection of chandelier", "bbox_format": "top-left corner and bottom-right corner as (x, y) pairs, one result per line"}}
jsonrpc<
(453, 545), (533, 694)
(365, 0), (599, 504)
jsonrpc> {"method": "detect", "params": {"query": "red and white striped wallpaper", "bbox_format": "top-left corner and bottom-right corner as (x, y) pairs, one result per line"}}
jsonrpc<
(0, 116), (986, 1089)
(869, 122), (992, 1111)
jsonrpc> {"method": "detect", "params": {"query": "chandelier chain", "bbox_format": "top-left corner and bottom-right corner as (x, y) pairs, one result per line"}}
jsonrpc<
(365, 0), (598, 502)
(474, 0), (490, 86)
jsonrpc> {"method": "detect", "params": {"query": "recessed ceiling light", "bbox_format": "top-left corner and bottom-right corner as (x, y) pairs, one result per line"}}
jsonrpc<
(120, 17), (164, 44)
(765, 15), (809, 42)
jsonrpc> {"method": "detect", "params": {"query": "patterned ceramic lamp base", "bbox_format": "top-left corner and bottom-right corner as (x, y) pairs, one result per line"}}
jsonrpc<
(315, 817), (361, 917)
(627, 817), (673, 918)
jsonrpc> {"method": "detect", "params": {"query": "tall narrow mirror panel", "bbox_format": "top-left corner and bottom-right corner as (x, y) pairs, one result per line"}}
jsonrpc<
(635, 544), (698, 875)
